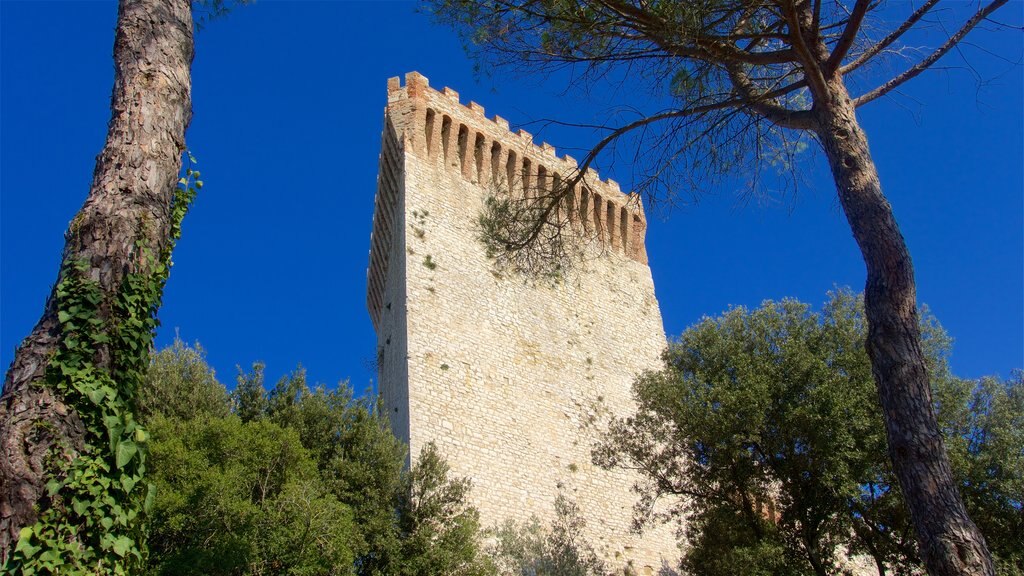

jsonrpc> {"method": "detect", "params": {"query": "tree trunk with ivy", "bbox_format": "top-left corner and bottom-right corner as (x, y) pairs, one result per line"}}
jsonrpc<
(0, 0), (193, 563)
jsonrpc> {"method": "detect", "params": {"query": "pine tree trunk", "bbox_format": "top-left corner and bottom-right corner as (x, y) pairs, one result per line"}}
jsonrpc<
(815, 79), (995, 576)
(0, 0), (193, 560)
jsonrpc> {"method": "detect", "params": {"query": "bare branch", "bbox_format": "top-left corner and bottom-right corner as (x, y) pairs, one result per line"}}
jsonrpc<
(840, 0), (941, 75)
(854, 0), (1010, 107)
(825, 0), (871, 76)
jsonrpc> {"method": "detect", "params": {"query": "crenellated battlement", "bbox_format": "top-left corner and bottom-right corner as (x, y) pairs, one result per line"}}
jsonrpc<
(364, 74), (676, 571)
(368, 72), (650, 329)
(385, 72), (641, 227)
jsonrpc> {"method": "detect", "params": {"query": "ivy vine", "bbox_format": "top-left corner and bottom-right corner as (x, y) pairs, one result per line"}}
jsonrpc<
(6, 154), (202, 575)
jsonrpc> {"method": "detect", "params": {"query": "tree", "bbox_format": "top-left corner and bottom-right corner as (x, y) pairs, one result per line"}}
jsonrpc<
(138, 338), (230, 422)
(934, 373), (1024, 576)
(430, 2), (1012, 574)
(0, 0), (194, 567)
(489, 494), (610, 576)
(147, 414), (357, 576)
(143, 341), (496, 575)
(593, 292), (1023, 575)
(393, 442), (496, 576)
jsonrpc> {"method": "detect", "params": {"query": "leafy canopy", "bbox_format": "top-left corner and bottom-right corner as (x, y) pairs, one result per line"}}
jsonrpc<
(142, 340), (496, 576)
(595, 291), (1023, 576)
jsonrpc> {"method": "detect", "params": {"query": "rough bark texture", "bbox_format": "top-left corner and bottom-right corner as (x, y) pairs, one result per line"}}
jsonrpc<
(815, 79), (995, 576)
(0, 0), (193, 560)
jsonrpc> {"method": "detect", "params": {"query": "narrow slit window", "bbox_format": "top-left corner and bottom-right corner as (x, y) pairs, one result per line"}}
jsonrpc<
(620, 207), (629, 254)
(593, 193), (603, 237)
(565, 182), (576, 222)
(441, 116), (452, 163)
(607, 201), (617, 247)
(474, 133), (485, 181)
(457, 124), (469, 171)
(537, 165), (547, 197)
(491, 142), (502, 187)
(552, 173), (563, 215)
(506, 151), (518, 193)
(579, 188), (591, 228)
(633, 215), (644, 256)
(522, 158), (532, 196)
(425, 109), (436, 156)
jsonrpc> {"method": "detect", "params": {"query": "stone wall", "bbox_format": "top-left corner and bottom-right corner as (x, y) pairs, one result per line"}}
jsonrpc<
(367, 71), (679, 574)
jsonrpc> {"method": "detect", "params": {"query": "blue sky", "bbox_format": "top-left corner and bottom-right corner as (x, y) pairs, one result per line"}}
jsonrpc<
(2, 1), (1021, 393)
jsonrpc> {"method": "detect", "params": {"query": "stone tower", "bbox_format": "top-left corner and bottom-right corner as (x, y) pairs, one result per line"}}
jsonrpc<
(367, 72), (678, 573)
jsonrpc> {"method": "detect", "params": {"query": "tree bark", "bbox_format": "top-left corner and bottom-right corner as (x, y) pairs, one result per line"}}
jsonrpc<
(0, 0), (193, 560)
(815, 79), (995, 576)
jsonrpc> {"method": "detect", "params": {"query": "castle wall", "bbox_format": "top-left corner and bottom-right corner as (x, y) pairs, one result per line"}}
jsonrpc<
(370, 117), (411, 444)
(368, 72), (679, 573)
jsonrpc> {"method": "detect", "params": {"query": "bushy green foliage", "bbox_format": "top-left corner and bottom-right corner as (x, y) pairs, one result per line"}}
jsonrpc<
(138, 338), (229, 421)
(146, 415), (355, 575)
(596, 290), (1023, 576)
(489, 494), (608, 576)
(936, 373), (1024, 576)
(142, 341), (494, 576)
(393, 443), (495, 576)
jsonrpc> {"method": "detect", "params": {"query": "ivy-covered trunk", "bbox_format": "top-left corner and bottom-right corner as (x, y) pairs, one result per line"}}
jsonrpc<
(0, 0), (193, 565)
(816, 79), (995, 576)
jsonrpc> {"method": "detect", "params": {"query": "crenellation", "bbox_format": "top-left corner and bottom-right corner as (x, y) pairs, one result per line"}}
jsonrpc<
(369, 72), (675, 572)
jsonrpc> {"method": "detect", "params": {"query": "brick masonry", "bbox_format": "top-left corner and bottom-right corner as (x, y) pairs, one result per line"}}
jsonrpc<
(367, 72), (680, 574)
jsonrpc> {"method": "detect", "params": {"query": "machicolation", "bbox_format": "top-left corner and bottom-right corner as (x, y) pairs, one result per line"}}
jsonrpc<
(367, 72), (678, 574)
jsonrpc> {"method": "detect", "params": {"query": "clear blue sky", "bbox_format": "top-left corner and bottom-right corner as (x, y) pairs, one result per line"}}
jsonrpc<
(2, 1), (1021, 393)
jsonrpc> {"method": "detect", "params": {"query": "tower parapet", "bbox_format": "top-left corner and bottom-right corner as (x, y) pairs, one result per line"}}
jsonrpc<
(367, 72), (676, 573)
(368, 72), (649, 329)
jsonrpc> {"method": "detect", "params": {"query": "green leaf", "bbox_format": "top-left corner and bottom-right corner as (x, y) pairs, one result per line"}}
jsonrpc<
(86, 387), (106, 405)
(57, 310), (72, 324)
(15, 527), (39, 557)
(105, 415), (125, 453)
(120, 474), (136, 494)
(112, 532), (134, 553)
(45, 479), (62, 496)
(143, 483), (156, 513)
(115, 440), (138, 469)
(38, 549), (60, 564)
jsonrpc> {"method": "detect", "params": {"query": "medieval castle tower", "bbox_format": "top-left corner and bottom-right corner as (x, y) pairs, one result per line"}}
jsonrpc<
(367, 72), (678, 573)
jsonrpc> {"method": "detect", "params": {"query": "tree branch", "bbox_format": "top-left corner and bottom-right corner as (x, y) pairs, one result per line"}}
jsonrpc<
(853, 0), (1010, 107)
(598, 0), (800, 66)
(826, 0), (871, 76)
(781, 0), (829, 98)
(726, 62), (817, 130)
(840, 0), (940, 75)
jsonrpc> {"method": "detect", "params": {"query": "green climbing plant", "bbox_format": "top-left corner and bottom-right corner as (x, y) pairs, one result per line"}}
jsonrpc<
(6, 155), (202, 575)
